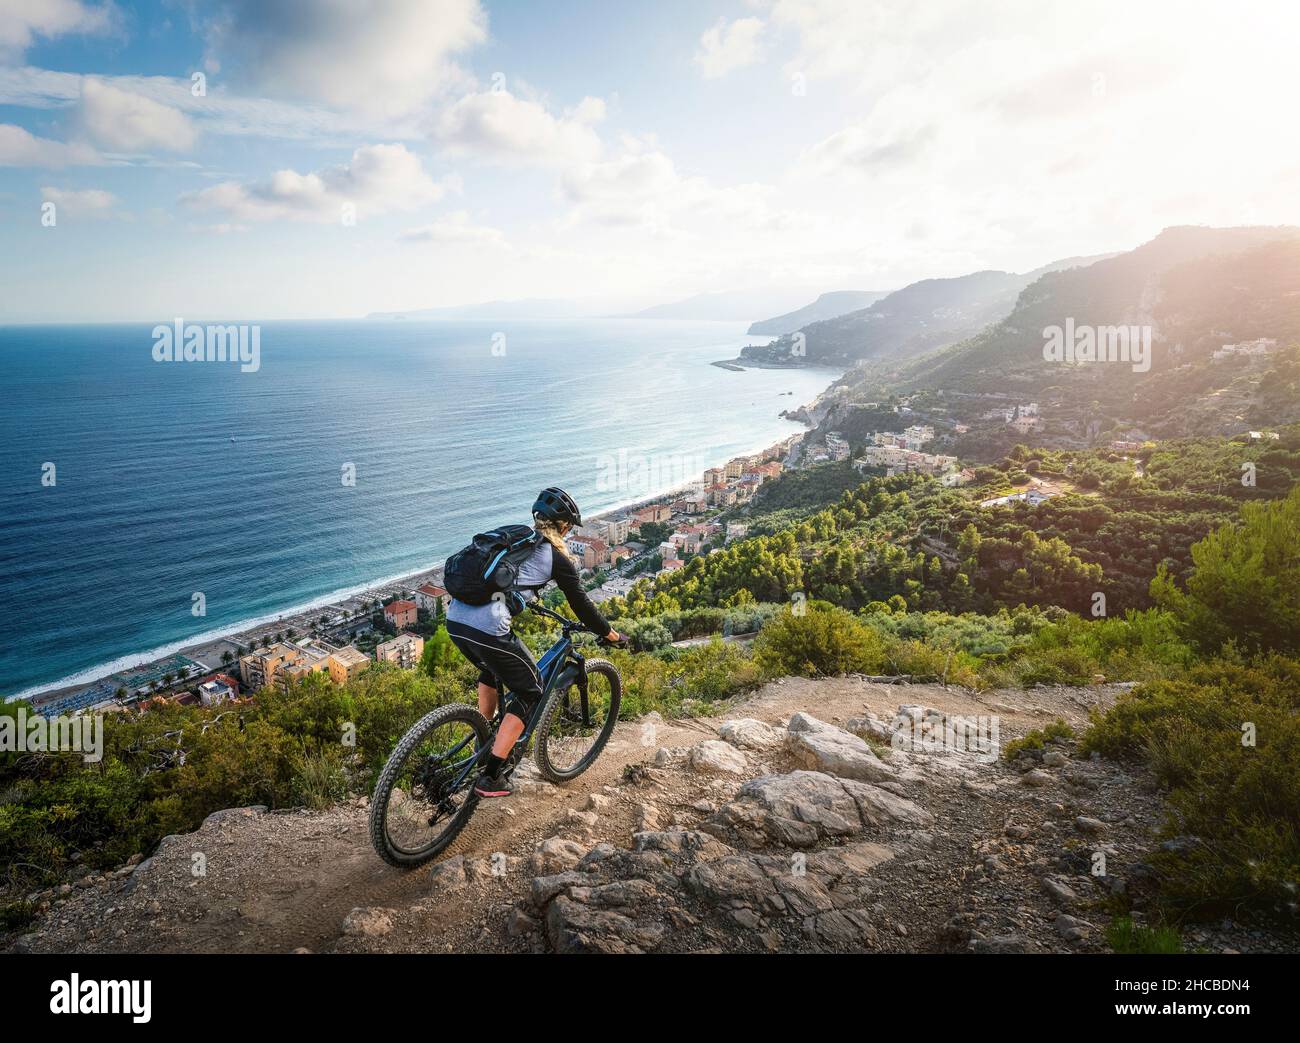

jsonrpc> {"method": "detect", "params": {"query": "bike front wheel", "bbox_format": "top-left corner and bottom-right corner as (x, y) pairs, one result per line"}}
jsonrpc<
(533, 658), (621, 782)
(369, 703), (490, 868)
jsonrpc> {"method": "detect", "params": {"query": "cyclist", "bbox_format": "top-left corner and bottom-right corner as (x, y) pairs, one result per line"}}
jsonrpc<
(445, 486), (623, 798)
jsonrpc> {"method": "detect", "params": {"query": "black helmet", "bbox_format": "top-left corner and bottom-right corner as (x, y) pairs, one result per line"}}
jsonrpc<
(532, 486), (581, 526)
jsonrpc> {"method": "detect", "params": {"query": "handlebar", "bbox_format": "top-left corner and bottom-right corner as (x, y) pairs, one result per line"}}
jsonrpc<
(528, 602), (589, 632)
(528, 602), (628, 648)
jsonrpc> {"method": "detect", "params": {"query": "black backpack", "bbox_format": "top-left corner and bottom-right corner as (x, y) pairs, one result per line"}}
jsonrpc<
(443, 524), (543, 606)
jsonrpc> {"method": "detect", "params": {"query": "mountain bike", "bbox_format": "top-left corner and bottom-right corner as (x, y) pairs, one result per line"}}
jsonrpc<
(369, 603), (623, 868)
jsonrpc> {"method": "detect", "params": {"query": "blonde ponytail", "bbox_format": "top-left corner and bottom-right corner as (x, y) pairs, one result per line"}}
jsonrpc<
(535, 518), (574, 561)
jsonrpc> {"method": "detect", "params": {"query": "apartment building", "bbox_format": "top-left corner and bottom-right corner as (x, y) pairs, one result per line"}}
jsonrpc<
(239, 639), (367, 691)
(669, 529), (704, 555)
(601, 517), (631, 545)
(632, 503), (672, 526)
(376, 632), (425, 669)
(414, 583), (449, 614)
(567, 534), (609, 570)
(327, 644), (371, 685)
(384, 599), (418, 629)
(825, 432), (851, 460)
(238, 642), (302, 692)
(855, 445), (959, 476)
(724, 458), (747, 479)
(902, 424), (935, 449)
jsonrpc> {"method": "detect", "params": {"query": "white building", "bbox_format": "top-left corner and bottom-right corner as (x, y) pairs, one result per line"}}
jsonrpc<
(979, 489), (1054, 508)
(902, 424), (935, 449)
(414, 583), (449, 614)
(198, 677), (237, 706)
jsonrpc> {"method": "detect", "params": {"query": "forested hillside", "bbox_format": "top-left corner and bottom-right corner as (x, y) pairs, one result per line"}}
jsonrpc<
(898, 227), (1300, 398)
(605, 433), (1300, 623)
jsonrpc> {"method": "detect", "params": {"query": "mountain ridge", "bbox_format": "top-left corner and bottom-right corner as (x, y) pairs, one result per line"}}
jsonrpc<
(739, 253), (1114, 369)
(747, 290), (892, 336)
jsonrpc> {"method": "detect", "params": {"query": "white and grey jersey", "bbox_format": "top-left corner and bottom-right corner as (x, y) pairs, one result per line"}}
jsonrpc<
(445, 540), (609, 638)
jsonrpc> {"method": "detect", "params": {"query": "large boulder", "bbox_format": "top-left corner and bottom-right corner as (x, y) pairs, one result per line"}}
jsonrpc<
(844, 714), (896, 743)
(633, 830), (732, 860)
(687, 740), (749, 776)
(702, 770), (932, 849)
(717, 718), (784, 751)
(529, 837), (586, 875)
(545, 896), (665, 954)
(785, 713), (897, 784)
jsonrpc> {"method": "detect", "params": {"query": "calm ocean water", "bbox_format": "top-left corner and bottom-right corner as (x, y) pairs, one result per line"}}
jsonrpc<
(0, 318), (835, 697)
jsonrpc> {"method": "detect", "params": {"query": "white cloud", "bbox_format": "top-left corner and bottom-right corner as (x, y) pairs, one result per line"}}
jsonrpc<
(0, 123), (100, 166)
(0, 66), (415, 145)
(559, 140), (797, 241)
(77, 78), (197, 153)
(0, 0), (117, 61)
(800, 100), (936, 176)
(182, 143), (451, 223)
(399, 211), (504, 244)
(562, 149), (678, 204)
(200, 0), (487, 118)
(40, 185), (116, 217)
(694, 16), (765, 78)
(435, 90), (605, 167)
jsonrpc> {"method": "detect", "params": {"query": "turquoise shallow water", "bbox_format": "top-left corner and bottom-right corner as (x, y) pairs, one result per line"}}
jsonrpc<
(0, 318), (834, 696)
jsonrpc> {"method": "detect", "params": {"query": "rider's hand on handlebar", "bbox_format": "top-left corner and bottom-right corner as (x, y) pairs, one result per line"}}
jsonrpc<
(599, 629), (629, 649)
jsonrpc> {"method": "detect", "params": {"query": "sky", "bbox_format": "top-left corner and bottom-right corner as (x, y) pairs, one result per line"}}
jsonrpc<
(0, 0), (1298, 322)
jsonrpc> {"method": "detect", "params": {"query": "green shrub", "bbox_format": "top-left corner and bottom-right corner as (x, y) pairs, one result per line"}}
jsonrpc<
(663, 639), (763, 703)
(1010, 644), (1099, 686)
(1003, 718), (1075, 761)
(752, 603), (886, 677)
(291, 744), (352, 809)
(604, 639), (763, 718)
(0, 900), (35, 933)
(879, 638), (983, 688)
(1106, 916), (1184, 954)
(1082, 655), (1300, 918)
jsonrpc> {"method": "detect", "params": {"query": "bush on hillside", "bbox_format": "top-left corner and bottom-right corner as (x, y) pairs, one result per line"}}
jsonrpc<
(752, 603), (886, 677)
(878, 638), (983, 688)
(1152, 485), (1300, 656)
(1082, 655), (1300, 917)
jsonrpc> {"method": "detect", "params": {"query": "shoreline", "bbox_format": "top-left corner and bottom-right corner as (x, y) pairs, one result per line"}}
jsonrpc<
(14, 374), (836, 709)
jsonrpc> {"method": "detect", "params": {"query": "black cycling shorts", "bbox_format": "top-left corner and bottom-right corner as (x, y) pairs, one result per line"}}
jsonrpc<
(445, 620), (544, 714)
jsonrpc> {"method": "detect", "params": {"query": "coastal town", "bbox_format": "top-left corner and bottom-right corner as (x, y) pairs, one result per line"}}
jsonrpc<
(23, 431), (804, 719)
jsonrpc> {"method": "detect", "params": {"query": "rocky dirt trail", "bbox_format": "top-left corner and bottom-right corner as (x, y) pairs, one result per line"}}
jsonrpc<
(9, 677), (1291, 954)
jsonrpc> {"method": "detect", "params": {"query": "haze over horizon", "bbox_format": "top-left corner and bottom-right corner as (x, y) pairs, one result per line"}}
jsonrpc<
(2, 0), (1298, 323)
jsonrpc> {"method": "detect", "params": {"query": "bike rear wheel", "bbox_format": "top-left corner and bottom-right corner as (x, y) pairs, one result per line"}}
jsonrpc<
(533, 659), (621, 782)
(369, 703), (490, 868)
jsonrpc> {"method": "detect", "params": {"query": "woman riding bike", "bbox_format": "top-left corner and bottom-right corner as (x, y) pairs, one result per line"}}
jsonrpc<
(445, 486), (622, 798)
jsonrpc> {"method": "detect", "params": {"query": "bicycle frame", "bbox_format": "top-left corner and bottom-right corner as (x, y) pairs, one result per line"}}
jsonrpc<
(443, 604), (594, 793)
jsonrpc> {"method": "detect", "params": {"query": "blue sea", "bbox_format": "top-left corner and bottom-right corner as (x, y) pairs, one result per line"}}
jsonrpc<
(0, 319), (835, 697)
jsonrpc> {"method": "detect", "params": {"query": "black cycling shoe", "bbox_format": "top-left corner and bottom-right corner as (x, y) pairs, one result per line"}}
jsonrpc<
(473, 771), (513, 798)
